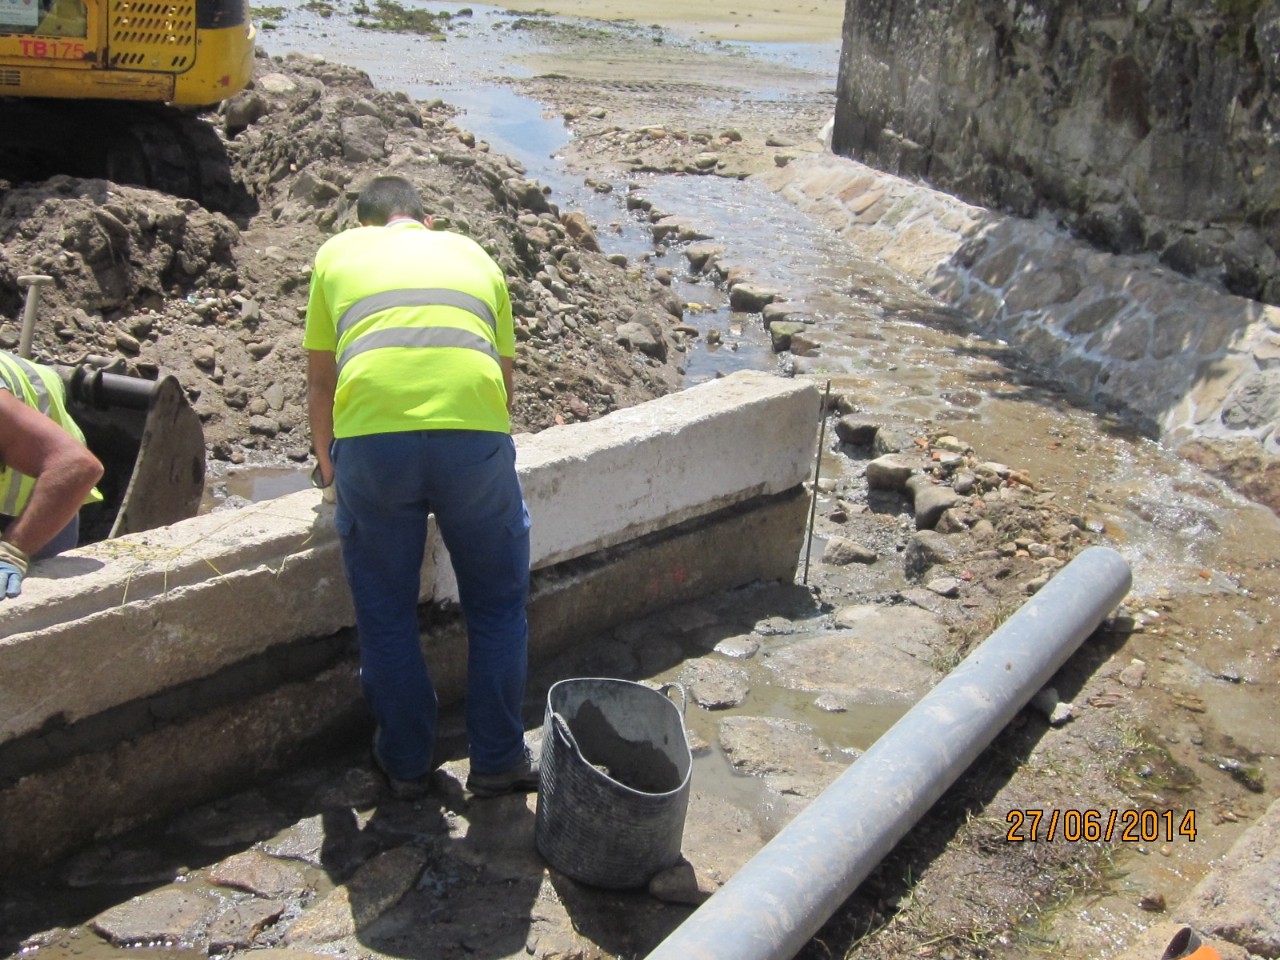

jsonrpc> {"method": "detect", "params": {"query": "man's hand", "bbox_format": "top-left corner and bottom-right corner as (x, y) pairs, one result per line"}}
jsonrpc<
(311, 462), (337, 504)
(0, 540), (29, 600)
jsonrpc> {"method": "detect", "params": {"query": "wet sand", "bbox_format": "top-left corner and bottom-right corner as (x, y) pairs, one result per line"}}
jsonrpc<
(493, 0), (846, 43)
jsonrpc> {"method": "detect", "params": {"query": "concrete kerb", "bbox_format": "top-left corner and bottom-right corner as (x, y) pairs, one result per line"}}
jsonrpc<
(0, 371), (819, 871)
(432, 370), (822, 598)
(0, 369), (819, 757)
(0, 497), (354, 745)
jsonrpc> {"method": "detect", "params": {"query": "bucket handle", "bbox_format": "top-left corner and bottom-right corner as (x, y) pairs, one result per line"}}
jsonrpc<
(658, 682), (687, 717)
(551, 711), (616, 783)
(551, 711), (586, 763)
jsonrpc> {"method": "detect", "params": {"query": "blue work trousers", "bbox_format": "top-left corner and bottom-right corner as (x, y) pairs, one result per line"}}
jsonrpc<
(332, 429), (531, 782)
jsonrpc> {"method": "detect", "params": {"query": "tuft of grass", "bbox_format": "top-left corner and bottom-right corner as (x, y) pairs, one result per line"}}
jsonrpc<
(1008, 843), (1122, 953)
(938, 596), (1019, 671)
(928, 639), (965, 675)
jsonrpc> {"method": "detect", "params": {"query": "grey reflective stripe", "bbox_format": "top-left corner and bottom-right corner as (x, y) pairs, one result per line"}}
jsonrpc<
(0, 354), (51, 414)
(0, 359), (15, 397)
(336, 326), (501, 375)
(14, 356), (51, 414)
(336, 288), (497, 339)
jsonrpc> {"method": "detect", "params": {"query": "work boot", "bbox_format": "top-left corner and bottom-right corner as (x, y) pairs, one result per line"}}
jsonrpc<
(372, 730), (437, 802)
(379, 767), (437, 802)
(466, 745), (541, 798)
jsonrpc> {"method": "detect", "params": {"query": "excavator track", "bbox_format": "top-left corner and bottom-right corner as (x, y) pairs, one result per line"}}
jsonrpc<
(0, 98), (248, 215)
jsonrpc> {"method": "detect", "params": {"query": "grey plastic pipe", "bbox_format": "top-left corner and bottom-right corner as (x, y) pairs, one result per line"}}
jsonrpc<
(646, 544), (1132, 960)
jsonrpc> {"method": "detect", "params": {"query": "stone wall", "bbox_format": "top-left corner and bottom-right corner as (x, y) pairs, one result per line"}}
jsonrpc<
(832, 0), (1280, 304)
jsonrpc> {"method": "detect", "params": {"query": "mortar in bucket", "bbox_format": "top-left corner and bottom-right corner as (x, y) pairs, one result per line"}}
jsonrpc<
(534, 677), (692, 889)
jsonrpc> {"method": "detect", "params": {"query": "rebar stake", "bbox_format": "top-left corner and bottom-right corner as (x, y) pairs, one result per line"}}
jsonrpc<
(802, 379), (831, 585)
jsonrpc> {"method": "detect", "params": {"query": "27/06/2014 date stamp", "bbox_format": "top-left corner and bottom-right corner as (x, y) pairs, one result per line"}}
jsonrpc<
(1005, 808), (1197, 843)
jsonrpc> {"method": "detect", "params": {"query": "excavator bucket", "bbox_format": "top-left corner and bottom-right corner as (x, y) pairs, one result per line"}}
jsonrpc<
(61, 367), (205, 543)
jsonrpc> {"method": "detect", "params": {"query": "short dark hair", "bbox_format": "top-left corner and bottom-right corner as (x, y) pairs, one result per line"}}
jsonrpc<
(356, 175), (426, 226)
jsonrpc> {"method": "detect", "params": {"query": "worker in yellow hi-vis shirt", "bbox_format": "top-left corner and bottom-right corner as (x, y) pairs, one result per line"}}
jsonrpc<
(304, 175), (536, 803)
(0, 350), (104, 600)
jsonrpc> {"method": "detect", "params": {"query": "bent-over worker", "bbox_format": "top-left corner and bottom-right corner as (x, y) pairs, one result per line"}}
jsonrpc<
(0, 350), (105, 599)
(304, 175), (536, 801)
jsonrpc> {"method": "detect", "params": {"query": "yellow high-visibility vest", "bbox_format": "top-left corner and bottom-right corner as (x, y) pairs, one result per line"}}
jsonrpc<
(0, 351), (102, 517)
(303, 220), (515, 439)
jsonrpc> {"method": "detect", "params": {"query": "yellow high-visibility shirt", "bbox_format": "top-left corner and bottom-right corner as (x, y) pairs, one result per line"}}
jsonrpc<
(303, 220), (515, 438)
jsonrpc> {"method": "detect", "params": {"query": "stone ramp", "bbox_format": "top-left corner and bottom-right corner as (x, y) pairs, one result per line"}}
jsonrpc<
(756, 153), (1280, 512)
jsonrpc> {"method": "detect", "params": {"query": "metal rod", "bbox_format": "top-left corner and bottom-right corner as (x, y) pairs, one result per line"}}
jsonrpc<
(645, 545), (1133, 960)
(17, 275), (53, 361)
(67, 368), (159, 411)
(801, 380), (831, 585)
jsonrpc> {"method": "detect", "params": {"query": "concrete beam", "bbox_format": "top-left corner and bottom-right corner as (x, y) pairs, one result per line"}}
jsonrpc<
(0, 372), (819, 871)
(0, 370), (816, 743)
(429, 369), (820, 599)
(513, 369), (819, 567)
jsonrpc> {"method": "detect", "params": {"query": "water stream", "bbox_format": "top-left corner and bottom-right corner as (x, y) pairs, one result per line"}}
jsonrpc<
(228, 0), (1280, 791)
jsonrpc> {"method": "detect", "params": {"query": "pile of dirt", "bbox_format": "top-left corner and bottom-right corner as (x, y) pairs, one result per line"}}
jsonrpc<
(0, 52), (689, 466)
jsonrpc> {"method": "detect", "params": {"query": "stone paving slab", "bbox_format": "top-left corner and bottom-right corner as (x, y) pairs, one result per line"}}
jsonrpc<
(1175, 796), (1280, 958)
(1096, 793), (1280, 959)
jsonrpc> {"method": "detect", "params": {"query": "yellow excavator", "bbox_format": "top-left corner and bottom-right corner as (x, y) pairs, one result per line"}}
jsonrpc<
(0, 0), (255, 209)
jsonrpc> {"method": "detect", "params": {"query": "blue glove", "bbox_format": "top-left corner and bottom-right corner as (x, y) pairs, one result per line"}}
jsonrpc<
(0, 540), (29, 599)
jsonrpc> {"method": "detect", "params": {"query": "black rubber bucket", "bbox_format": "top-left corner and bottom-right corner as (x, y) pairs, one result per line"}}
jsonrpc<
(534, 678), (692, 889)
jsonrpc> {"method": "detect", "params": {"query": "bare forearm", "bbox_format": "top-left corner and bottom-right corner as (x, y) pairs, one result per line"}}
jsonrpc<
(307, 351), (338, 483)
(502, 357), (515, 417)
(309, 393), (335, 476)
(5, 448), (102, 556)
